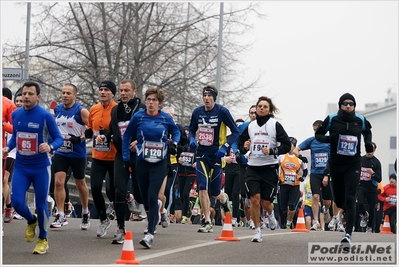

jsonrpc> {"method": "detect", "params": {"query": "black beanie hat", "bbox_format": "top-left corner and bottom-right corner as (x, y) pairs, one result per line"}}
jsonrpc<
(338, 93), (356, 108)
(99, 80), (116, 96)
(389, 173), (396, 180)
(2, 87), (12, 100)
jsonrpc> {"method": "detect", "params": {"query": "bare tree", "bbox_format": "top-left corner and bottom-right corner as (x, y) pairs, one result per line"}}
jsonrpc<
(2, 2), (264, 125)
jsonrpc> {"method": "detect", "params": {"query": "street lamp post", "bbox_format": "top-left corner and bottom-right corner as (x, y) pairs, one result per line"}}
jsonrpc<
(24, 2), (31, 81)
(215, 2), (223, 104)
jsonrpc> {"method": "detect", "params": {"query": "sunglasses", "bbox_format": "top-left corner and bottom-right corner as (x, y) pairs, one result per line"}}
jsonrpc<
(342, 101), (354, 106)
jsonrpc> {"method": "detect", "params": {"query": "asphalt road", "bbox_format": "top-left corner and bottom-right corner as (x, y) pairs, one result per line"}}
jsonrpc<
(2, 217), (397, 266)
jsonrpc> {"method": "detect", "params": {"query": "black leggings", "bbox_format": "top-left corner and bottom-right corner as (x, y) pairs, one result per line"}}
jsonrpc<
(136, 159), (167, 236)
(383, 207), (396, 234)
(113, 152), (133, 229)
(224, 169), (240, 219)
(330, 161), (361, 235)
(178, 175), (196, 217)
(90, 158), (114, 221)
(357, 187), (377, 228)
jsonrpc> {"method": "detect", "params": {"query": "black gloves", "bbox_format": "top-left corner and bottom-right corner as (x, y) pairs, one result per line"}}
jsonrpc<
(365, 142), (374, 153)
(168, 143), (177, 155)
(84, 128), (93, 139)
(235, 151), (242, 164)
(69, 134), (81, 145)
(298, 155), (308, 163)
(299, 177), (305, 182)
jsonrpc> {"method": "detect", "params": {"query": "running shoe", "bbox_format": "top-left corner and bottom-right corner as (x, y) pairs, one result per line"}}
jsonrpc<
(50, 214), (68, 228)
(268, 214), (277, 230)
(249, 219), (255, 229)
(246, 220), (251, 228)
(106, 202), (115, 220)
(359, 211), (369, 228)
(32, 238), (49, 254)
(181, 216), (188, 224)
(126, 194), (135, 212)
(140, 234), (154, 249)
(232, 217), (238, 227)
(144, 226), (157, 234)
(13, 211), (23, 220)
(286, 224), (291, 229)
(221, 193), (232, 213)
(264, 217), (270, 229)
(112, 229), (125, 244)
(80, 213), (91, 230)
(251, 228), (263, 242)
(4, 207), (13, 223)
(97, 218), (111, 237)
(260, 219), (265, 229)
(197, 221), (213, 233)
(64, 202), (72, 218)
(337, 221), (345, 232)
(365, 226), (373, 233)
(25, 214), (38, 242)
(328, 216), (339, 231)
(340, 233), (351, 252)
(51, 206), (58, 217)
(169, 214), (176, 224)
(160, 209), (169, 228)
(311, 221), (321, 231)
(323, 206), (331, 224)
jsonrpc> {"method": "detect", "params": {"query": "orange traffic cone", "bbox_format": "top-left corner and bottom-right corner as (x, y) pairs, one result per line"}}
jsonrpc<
(292, 207), (309, 232)
(215, 212), (240, 241)
(116, 231), (140, 264)
(380, 214), (393, 234)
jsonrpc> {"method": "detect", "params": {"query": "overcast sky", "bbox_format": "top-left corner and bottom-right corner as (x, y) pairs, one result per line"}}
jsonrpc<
(2, 1), (398, 143)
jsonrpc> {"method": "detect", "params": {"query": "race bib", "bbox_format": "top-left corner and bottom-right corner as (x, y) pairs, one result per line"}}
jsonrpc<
(360, 167), (371, 181)
(93, 131), (111, 152)
(198, 127), (214, 146)
(58, 135), (73, 153)
(180, 152), (195, 167)
(118, 121), (129, 137)
(17, 132), (38, 156)
(251, 134), (271, 158)
(389, 195), (397, 205)
(337, 135), (358, 156)
(144, 141), (164, 163)
(314, 153), (328, 168)
(284, 171), (296, 185)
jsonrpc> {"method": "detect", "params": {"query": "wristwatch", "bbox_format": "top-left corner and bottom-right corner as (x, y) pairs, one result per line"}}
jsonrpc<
(80, 136), (85, 142)
(49, 144), (54, 154)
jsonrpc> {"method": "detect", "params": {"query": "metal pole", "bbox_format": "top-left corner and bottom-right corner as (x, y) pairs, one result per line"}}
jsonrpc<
(182, 3), (190, 118)
(24, 2), (31, 81)
(215, 2), (223, 104)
